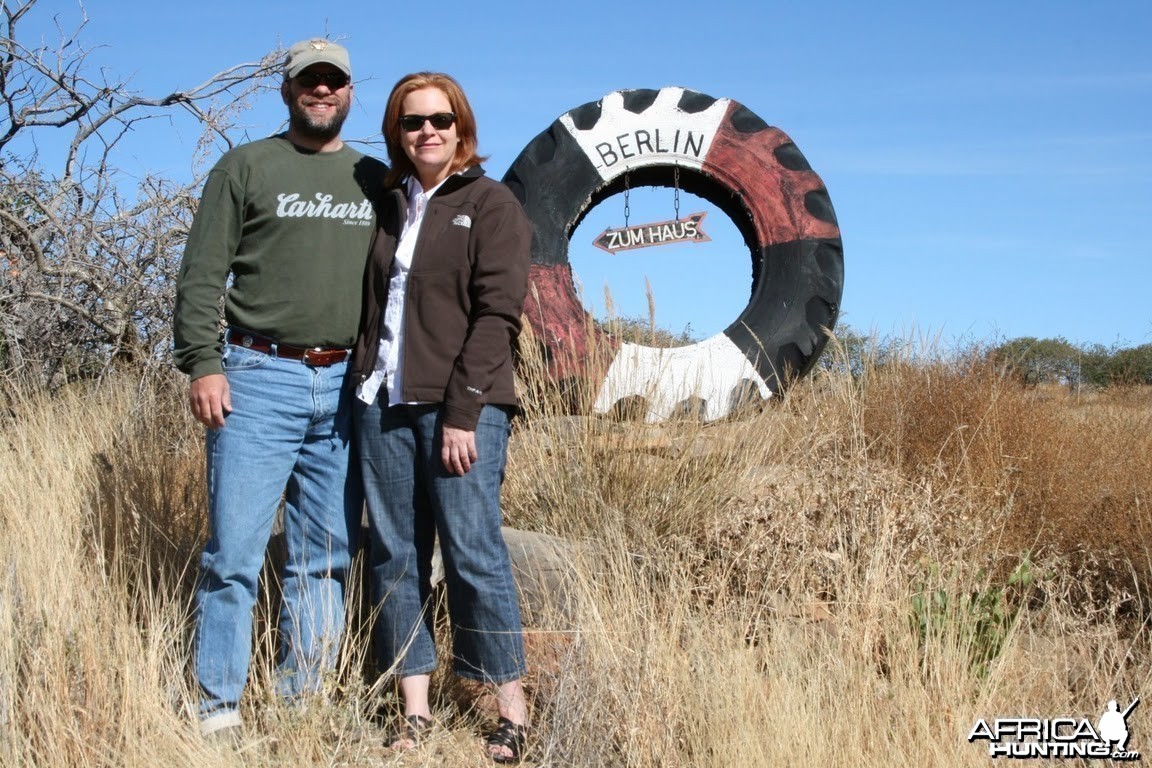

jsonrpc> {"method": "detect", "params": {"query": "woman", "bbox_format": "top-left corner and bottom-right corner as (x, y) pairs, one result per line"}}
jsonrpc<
(351, 72), (532, 764)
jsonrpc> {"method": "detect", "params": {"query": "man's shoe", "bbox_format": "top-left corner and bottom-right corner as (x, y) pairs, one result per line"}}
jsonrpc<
(200, 709), (244, 747)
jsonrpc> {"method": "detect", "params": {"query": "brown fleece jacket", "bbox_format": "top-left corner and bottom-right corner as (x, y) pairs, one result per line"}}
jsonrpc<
(351, 166), (532, 430)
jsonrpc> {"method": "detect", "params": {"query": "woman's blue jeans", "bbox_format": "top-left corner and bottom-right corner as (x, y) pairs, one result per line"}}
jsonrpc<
(193, 343), (361, 719)
(356, 400), (526, 684)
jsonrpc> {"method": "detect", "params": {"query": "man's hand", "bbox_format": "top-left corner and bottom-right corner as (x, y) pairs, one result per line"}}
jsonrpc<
(441, 425), (478, 476)
(189, 374), (232, 429)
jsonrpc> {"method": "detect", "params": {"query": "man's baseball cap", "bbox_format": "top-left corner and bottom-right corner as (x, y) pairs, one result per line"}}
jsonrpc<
(284, 38), (351, 78)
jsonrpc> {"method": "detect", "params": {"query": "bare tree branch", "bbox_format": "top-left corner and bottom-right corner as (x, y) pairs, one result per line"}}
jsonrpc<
(0, 0), (285, 387)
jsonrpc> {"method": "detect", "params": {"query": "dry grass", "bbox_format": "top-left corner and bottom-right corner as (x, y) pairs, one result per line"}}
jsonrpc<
(0, 334), (1150, 766)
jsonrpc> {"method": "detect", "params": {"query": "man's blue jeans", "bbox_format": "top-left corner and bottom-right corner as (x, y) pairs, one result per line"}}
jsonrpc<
(356, 401), (526, 684)
(193, 343), (361, 719)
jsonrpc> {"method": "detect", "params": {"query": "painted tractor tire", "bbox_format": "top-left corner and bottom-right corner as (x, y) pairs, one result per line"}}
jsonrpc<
(502, 87), (843, 421)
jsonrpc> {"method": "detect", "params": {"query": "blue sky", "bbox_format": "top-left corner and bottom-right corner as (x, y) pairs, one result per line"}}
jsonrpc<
(21, 0), (1152, 347)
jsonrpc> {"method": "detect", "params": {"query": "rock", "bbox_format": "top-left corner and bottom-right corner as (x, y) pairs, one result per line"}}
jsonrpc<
(430, 526), (588, 626)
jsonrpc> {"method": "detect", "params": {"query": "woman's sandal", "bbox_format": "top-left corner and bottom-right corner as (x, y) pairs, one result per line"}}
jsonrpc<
(485, 716), (528, 764)
(388, 713), (432, 751)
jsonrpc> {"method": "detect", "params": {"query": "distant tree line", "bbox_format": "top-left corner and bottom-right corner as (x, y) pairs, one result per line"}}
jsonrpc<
(819, 327), (1152, 389)
(988, 336), (1152, 388)
(596, 314), (697, 348)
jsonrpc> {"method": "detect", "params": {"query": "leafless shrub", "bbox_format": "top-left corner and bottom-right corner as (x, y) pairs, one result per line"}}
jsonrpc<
(0, 0), (282, 388)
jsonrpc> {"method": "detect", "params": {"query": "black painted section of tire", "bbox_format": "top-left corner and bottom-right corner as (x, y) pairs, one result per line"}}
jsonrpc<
(723, 238), (844, 389)
(568, 102), (603, 131)
(729, 106), (770, 134)
(804, 188), (839, 226)
(677, 91), (719, 113)
(622, 89), (660, 113)
(503, 120), (603, 267)
(774, 142), (812, 172)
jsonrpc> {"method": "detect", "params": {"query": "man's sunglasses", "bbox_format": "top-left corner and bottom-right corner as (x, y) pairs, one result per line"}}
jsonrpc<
(398, 112), (456, 132)
(294, 71), (350, 90)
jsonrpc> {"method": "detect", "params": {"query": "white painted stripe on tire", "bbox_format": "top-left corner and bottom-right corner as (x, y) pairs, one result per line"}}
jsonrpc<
(559, 88), (729, 180)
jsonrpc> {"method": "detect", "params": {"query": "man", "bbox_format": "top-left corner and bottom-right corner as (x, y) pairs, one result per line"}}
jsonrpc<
(173, 38), (385, 739)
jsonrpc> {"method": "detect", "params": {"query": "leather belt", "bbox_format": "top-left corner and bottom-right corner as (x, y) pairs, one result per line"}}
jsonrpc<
(225, 328), (351, 367)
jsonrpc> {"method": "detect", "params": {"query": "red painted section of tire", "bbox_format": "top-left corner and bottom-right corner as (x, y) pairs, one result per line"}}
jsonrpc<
(523, 263), (616, 380)
(704, 105), (840, 246)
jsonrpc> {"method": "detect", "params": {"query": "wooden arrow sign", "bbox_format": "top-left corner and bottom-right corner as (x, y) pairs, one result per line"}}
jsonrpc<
(593, 211), (711, 253)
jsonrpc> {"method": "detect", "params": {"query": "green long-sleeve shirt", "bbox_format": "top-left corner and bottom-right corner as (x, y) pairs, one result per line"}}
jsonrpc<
(173, 136), (386, 379)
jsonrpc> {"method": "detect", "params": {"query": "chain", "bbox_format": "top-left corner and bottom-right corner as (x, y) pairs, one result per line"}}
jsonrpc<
(673, 165), (681, 221)
(623, 173), (631, 228)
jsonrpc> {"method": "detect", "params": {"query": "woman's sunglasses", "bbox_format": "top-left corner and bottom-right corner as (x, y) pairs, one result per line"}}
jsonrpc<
(398, 112), (456, 132)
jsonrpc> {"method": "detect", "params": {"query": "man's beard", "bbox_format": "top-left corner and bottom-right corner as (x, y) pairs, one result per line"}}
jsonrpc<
(289, 96), (351, 142)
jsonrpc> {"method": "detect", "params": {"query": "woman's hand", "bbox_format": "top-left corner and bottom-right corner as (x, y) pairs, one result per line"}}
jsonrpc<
(441, 424), (478, 475)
